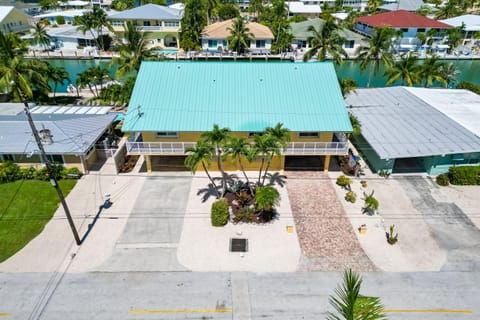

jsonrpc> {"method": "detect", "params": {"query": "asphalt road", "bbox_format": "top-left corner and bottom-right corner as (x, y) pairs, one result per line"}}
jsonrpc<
(0, 271), (478, 320)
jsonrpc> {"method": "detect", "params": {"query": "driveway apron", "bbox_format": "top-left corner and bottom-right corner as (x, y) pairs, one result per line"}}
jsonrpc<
(97, 175), (192, 272)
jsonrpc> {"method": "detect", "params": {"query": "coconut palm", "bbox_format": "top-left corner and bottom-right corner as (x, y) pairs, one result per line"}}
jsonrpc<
(419, 55), (447, 87)
(48, 64), (70, 98)
(75, 70), (95, 97)
(384, 52), (421, 86)
(74, 7), (112, 51)
(91, 7), (113, 51)
(185, 141), (221, 199)
(201, 124), (231, 196)
(205, 0), (219, 24)
(434, 0), (463, 19)
(227, 17), (253, 54)
(0, 31), (49, 102)
(225, 136), (252, 187)
(326, 269), (386, 320)
(303, 17), (348, 64)
(439, 62), (459, 88)
(339, 78), (358, 98)
(252, 133), (278, 186)
(112, 21), (152, 78)
(357, 26), (395, 87)
(180, 0), (207, 51)
(31, 22), (51, 51)
(445, 24), (465, 54)
(262, 123), (290, 185)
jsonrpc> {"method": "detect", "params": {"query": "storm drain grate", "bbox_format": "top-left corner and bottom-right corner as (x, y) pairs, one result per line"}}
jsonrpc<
(230, 238), (248, 252)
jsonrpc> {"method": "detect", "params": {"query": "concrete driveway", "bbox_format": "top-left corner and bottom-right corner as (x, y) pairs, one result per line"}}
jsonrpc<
(96, 174), (192, 272)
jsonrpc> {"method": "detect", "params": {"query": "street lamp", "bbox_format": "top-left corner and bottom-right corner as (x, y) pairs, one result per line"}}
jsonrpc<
(23, 102), (82, 245)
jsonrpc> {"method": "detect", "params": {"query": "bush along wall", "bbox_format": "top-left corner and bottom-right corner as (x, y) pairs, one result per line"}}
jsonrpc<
(448, 166), (480, 185)
(211, 198), (229, 227)
(0, 161), (82, 183)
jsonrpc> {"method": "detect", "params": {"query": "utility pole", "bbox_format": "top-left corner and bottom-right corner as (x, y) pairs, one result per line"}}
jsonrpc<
(23, 102), (82, 246)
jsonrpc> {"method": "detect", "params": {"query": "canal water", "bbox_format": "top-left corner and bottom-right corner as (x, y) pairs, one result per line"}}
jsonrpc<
(48, 58), (480, 93)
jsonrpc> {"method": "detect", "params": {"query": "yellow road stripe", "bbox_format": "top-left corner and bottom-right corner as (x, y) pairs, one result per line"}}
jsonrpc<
(129, 309), (232, 314)
(0, 314), (11, 317)
(383, 309), (472, 314)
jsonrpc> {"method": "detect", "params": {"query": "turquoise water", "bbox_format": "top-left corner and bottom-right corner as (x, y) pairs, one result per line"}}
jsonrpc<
(153, 49), (179, 54)
(47, 58), (480, 92)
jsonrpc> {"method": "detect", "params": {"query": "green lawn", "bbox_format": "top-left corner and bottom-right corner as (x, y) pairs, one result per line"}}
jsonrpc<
(0, 180), (77, 263)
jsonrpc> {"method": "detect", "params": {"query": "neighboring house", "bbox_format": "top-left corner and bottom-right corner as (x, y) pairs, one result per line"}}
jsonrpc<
(0, 6), (31, 34)
(287, 2), (321, 19)
(201, 19), (274, 53)
(379, 0), (425, 12)
(123, 62), (352, 173)
(345, 87), (480, 175)
(33, 9), (89, 25)
(108, 4), (183, 49)
(301, 0), (368, 12)
(0, 104), (117, 174)
(46, 25), (111, 50)
(355, 10), (451, 51)
(59, 1), (90, 10)
(91, 0), (112, 9)
(290, 18), (366, 57)
(440, 14), (480, 46)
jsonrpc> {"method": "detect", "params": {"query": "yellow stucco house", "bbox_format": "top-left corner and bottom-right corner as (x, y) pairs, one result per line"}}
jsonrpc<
(122, 62), (352, 172)
(0, 6), (31, 34)
(107, 4), (182, 50)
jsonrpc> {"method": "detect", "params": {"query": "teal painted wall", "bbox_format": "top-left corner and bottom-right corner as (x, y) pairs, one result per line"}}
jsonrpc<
(351, 135), (394, 173)
(424, 152), (480, 175)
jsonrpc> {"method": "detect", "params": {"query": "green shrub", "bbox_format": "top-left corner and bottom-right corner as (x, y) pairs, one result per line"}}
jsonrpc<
(345, 191), (357, 203)
(360, 180), (367, 188)
(33, 167), (49, 181)
(0, 161), (20, 183)
(211, 199), (229, 227)
(436, 173), (450, 186)
(55, 15), (65, 25)
(448, 166), (480, 185)
(456, 81), (480, 95)
(363, 191), (379, 214)
(336, 175), (351, 189)
(19, 167), (37, 180)
(61, 167), (83, 179)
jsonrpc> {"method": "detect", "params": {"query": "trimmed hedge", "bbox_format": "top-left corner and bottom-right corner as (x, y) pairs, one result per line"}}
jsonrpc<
(0, 161), (82, 183)
(211, 199), (229, 227)
(448, 166), (480, 185)
(436, 173), (450, 186)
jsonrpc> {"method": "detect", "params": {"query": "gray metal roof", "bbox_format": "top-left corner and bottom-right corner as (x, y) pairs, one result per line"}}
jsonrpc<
(0, 113), (116, 155)
(345, 87), (480, 159)
(107, 4), (182, 20)
(380, 0), (425, 12)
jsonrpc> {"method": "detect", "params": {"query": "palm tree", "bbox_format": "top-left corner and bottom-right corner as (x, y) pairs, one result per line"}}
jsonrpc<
(0, 31), (49, 102)
(445, 24), (465, 54)
(252, 133), (278, 186)
(31, 22), (51, 51)
(185, 141), (221, 199)
(225, 136), (252, 187)
(384, 52), (421, 86)
(201, 124), (231, 196)
(74, 8), (112, 51)
(75, 70), (95, 97)
(249, 0), (264, 18)
(303, 17), (347, 64)
(434, 0), (463, 19)
(357, 26), (395, 87)
(205, 0), (219, 24)
(180, 0), (207, 51)
(112, 21), (152, 78)
(367, 0), (382, 13)
(439, 62), (459, 88)
(326, 269), (386, 320)
(419, 55), (447, 87)
(339, 78), (358, 98)
(254, 185), (280, 220)
(262, 123), (290, 185)
(227, 17), (253, 54)
(91, 7), (113, 51)
(48, 64), (70, 98)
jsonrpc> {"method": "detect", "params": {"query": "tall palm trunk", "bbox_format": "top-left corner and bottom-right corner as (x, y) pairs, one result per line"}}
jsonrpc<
(257, 157), (265, 185)
(202, 161), (220, 199)
(261, 154), (273, 186)
(216, 146), (226, 197)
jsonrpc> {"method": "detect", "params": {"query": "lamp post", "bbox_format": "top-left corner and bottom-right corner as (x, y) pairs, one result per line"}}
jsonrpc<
(23, 102), (82, 245)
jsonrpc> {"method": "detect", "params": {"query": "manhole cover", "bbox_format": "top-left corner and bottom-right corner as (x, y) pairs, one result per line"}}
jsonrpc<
(230, 238), (248, 252)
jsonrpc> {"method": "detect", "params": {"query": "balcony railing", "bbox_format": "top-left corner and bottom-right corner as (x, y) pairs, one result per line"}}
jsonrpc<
(126, 141), (348, 156)
(135, 26), (163, 32)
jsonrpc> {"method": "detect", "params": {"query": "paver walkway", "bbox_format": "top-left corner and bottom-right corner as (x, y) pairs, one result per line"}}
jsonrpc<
(286, 171), (376, 271)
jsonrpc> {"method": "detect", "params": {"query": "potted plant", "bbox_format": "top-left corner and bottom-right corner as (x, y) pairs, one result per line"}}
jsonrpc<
(362, 190), (379, 215)
(387, 224), (398, 245)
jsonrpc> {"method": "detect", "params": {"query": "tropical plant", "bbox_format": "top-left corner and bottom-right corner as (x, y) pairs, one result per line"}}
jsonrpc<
(261, 123), (290, 185)
(217, 3), (240, 20)
(384, 52), (421, 86)
(39, 0), (59, 11)
(227, 16), (253, 54)
(358, 26), (395, 87)
(98, 76), (135, 106)
(201, 124), (231, 196)
(31, 22), (51, 51)
(47, 64), (70, 98)
(336, 175), (351, 189)
(225, 136), (252, 188)
(249, 0), (264, 18)
(185, 140), (220, 198)
(211, 198), (229, 226)
(254, 185), (280, 220)
(76, 66), (111, 97)
(303, 17), (347, 64)
(445, 24), (465, 53)
(456, 81), (480, 94)
(180, 0), (207, 51)
(419, 55), (447, 87)
(260, 0), (292, 53)
(0, 31), (50, 102)
(362, 190), (379, 214)
(439, 62), (459, 88)
(349, 113), (361, 136)
(111, 0), (135, 10)
(205, 0), (219, 24)
(74, 7), (113, 51)
(387, 224), (398, 245)
(434, 0), (464, 19)
(345, 191), (357, 203)
(339, 78), (358, 98)
(367, 0), (382, 13)
(326, 269), (386, 320)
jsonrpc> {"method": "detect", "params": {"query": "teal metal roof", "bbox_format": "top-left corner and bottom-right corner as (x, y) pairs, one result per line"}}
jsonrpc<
(123, 62), (352, 133)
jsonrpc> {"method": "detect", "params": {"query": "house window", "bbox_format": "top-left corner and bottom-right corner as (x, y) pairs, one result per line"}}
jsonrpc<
(401, 28), (408, 33)
(143, 21), (151, 26)
(155, 132), (178, 138)
(208, 39), (218, 48)
(248, 132), (264, 138)
(1, 154), (14, 161)
(298, 132), (319, 138)
(47, 154), (64, 164)
(255, 40), (266, 48)
(417, 28), (426, 33)
(223, 40), (227, 47)
(344, 40), (354, 48)
(111, 20), (123, 27)
(164, 21), (179, 27)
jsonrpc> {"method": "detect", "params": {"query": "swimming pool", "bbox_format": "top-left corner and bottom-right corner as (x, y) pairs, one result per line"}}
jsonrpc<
(153, 49), (179, 55)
